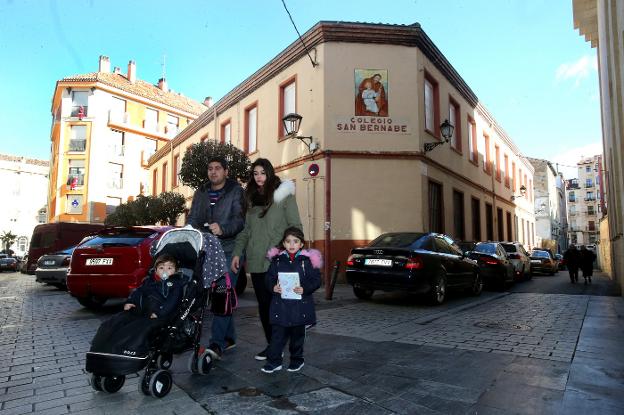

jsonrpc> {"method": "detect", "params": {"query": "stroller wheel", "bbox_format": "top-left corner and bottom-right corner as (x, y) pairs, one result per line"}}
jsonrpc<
(101, 375), (125, 393)
(157, 353), (173, 370)
(187, 352), (199, 374)
(139, 370), (153, 396)
(90, 374), (103, 392)
(198, 350), (213, 375)
(148, 369), (173, 398)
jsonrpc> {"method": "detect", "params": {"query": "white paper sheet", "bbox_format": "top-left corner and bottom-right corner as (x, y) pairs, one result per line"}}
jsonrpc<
(278, 272), (301, 300)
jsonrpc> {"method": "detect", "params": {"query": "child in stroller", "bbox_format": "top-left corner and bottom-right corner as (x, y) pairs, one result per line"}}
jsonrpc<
(86, 226), (219, 398)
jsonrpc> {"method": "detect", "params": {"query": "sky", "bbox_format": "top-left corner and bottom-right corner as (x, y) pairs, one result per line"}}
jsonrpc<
(0, 0), (601, 179)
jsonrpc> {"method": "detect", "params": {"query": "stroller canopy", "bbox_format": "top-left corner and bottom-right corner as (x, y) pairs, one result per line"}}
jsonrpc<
(151, 226), (203, 269)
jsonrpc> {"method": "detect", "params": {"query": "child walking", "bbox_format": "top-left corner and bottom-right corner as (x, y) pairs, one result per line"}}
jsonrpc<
(261, 227), (321, 373)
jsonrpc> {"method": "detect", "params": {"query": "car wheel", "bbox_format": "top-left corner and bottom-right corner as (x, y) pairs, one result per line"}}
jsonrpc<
(353, 287), (374, 300)
(77, 296), (107, 310)
(469, 272), (483, 296)
(429, 271), (446, 305)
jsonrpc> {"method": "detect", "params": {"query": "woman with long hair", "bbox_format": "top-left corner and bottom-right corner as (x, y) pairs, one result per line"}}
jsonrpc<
(231, 158), (302, 360)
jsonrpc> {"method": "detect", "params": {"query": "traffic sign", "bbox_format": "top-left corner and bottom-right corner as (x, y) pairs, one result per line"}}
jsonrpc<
(308, 163), (320, 177)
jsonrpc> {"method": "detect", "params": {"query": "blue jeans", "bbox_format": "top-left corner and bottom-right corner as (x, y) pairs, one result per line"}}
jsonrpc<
(209, 252), (239, 351)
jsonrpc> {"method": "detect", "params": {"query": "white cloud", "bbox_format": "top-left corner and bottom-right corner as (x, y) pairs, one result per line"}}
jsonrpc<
(550, 142), (603, 179)
(555, 55), (598, 86)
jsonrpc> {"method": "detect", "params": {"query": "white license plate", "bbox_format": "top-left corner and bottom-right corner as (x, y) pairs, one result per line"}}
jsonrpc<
(44, 260), (55, 265)
(86, 258), (113, 266)
(364, 258), (392, 267)
(531, 260), (540, 264)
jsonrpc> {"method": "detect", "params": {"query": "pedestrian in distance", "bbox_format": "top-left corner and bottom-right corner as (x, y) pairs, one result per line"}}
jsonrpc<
(563, 245), (580, 283)
(260, 227), (321, 374)
(231, 158), (303, 361)
(187, 156), (245, 360)
(580, 245), (596, 285)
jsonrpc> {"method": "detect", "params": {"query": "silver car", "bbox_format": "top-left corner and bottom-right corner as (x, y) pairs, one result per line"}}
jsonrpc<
(35, 246), (75, 289)
(500, 242), (532, 280)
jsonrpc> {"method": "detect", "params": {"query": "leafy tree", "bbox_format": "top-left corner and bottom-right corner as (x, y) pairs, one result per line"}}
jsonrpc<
(104, 193), (186, 226)
(132, 195), (163, 225)
(104, 203), (138, 226)
(179, 141), (250, 190)
(1, 231), (17, 251)
(156, 192), (186, 225)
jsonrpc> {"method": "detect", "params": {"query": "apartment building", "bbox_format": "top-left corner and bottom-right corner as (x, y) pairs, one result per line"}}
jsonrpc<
(148, 21), (536, 276)
(565, 155), (605, 246)
(47, 56), (207, 223)
(0, 154), (49, 257)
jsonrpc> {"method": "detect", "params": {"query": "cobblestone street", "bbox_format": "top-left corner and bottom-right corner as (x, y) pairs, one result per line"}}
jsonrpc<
(1, 271), (623, 414)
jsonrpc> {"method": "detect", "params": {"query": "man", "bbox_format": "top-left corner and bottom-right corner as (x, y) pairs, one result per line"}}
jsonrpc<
(563, 245), (580, 283)
(187, 156), (244, 359)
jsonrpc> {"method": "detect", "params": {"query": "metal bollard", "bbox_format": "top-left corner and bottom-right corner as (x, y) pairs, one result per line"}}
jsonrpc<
(325, 260), (340, 300)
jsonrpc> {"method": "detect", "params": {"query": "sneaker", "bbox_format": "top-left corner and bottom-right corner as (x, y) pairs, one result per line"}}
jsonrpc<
(261, 363), (282, 373)
(207, 343), (223, 360)
(254, 348), (268, 361)
(224, 338), (236, 351)
(287, 361), (305, 372)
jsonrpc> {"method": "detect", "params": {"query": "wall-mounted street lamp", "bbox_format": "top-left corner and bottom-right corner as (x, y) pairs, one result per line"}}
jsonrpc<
(282, 113), (319, 154)
(424, 119), (454, 153)
(511, 185), (527, 201)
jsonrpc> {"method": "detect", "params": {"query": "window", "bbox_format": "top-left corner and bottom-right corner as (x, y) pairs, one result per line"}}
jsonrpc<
(485, 203), (493, 241)
(586, 191), (595, 201)
(67, 159), (85, 188)
(110, 97), (126, 123)
(585, 178), (593, 187)
(495, 145), (501, 181)
(528, 179), (533, 201)
(142, 138), (157, 165)
(152, 169), (158, 196)
(569, 191), (576, 202)
(585, 165), (591, 172)
(449, 99), (461, 151)
(245, 104), (258, 153)
(66, 194), (83, 214)
(109, 130), (124, 156)
(497, 208), (504, 241)
(161, 162), (168, 193)
(71, 91), (89, 117)
(512, 161), (517, 191)
(520, 218), (525, 244)
(587, 205), (595, 215)
(279, 77), (296, 138)
(424, 73), (439, 136)
(506, 211), (512, 241)
(471, 198), (481, 241)
(166, 114), (179, 137)
(220, 119), (231, 144)
(17, 237), (28, 253)
(428, 181), (443, 233)
(173, 154), (180, 187)
(504, 154), (510, 187)
(69, 125), (87, 152)
(145, 108), (158, 131)
(108, 163), (123, 190)
(452, 190), (465, 241)
(483, 134), (491, 174)
(530, 222), (534, 247)
(468, 117), (477, 163)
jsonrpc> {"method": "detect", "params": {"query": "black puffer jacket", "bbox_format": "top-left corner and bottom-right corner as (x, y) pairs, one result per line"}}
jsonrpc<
(127, 271), (184, 319)
(187, 178), (244, 254)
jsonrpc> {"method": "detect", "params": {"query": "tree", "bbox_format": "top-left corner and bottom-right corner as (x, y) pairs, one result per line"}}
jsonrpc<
(104, 193), (186, 227)
(156, 192), (186, 225)
(179, 141), (250, 190)
(1, 231), (17, 252)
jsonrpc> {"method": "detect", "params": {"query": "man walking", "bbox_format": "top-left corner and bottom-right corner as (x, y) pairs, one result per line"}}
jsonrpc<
(563, 245), (580, 283)
(187, 156), (244, 359)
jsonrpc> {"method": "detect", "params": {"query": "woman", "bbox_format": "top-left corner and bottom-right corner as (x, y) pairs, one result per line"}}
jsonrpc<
(231, 158), (302, 361)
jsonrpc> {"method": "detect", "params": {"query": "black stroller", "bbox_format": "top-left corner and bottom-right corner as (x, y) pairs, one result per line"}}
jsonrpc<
(86, 226), (217, 398)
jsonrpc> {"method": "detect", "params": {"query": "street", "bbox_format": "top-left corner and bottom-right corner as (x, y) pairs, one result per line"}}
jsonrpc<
(0, 270), (623, 414)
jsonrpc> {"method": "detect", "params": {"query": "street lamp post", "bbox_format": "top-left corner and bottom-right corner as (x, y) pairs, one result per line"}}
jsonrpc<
(282, 113), (318, 154)
(423, 119), (454, 153)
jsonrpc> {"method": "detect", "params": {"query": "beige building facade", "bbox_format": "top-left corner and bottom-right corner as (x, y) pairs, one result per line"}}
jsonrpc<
(149, 22), (536, 277)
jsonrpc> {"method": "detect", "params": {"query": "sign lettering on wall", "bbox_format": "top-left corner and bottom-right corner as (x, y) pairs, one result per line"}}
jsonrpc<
(335, 116), (410, 134)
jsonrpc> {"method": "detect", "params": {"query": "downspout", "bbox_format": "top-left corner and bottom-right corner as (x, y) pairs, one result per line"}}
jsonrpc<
(324, 150), (332, 299)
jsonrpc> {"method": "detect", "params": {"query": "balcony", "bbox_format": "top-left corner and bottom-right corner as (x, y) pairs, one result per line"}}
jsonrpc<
(70, 106), (88, 118)
(109, 111), (169, 140)
(585, 197), (596, 201)
(108, 178), (123, 190)
(68, 139), (86, 152)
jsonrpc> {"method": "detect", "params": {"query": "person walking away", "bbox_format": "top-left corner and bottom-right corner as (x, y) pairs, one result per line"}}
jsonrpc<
(260, 227), (321, 373)
(231, 158), (302, 361)
(563, 245), (580, 283)
(187, 156), (245, 359)
(580, 245), (596, 285)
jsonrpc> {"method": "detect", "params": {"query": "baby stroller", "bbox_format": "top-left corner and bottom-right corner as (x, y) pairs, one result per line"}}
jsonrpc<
(85, 226), (217, 398)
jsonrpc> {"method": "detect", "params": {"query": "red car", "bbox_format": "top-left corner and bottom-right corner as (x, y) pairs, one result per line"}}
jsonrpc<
(67, 226), (173, 309)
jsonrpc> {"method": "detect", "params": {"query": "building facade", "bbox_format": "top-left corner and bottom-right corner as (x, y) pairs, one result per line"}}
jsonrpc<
(528, 158), (567, 253)
(0, 154), (49, 257)
(47, 56), (206, 224)
(573, 0), (624, 290)
(148, 22), (536, 278)
(565, 155), (606, 246)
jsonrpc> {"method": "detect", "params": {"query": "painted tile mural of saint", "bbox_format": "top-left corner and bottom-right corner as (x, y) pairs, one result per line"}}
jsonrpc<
(355, 69), (388, 117)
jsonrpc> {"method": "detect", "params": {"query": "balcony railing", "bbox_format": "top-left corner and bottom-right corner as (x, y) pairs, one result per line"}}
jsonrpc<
(108, 178), (123, 190)
(68, 139), (86, 152)
(585, 197), (596, 201)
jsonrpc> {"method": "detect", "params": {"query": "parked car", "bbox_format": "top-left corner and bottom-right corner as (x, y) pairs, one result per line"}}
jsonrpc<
(35, 246), (76, 289)
(345, 232), (482, 305)
(529, 250), (557, 275)
(456, 241), (477, 254)
(19, 255), (29, 273)
(0, 254), (18, 272)
(67, 226), (173, 309)
(554, 253), (566, 270)
(467, 242), (515, 289)
(500, 242), (532, 280)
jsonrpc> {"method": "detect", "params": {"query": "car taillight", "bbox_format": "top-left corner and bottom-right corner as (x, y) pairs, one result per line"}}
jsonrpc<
(481, 256), (500, 265)
(405, 256), (423, 269)
(346, 255), (355, 266)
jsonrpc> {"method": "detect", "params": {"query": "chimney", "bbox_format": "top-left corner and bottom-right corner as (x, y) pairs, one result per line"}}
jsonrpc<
(113, 66), (121, 75)
(158, 78), (168, 92)
(203, 96), (213, 107)
(98, 55), (110, 73)
(127, 60), (136, 83)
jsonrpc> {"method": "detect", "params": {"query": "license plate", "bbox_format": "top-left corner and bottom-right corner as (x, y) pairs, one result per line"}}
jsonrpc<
(86, 258), (113, 266)
(364, 258), (392, 267)
(44, 260), (55, 265)
(531, 260), (540, 264)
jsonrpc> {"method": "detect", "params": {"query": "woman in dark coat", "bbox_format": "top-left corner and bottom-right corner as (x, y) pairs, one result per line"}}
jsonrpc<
(563, 245), (580, 283)
(580, 246), (596, 284)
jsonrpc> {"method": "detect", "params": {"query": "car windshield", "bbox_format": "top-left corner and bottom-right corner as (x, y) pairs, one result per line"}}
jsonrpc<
(501, 244), (517, 253)
(474, 243), (497, 254)
(531, 251), (550, 258)
(369, 233), (428, 248)
(80, 230), (158, 248)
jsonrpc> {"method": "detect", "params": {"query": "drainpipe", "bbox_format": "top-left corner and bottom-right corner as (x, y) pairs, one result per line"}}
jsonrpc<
(324, 150), (332, 299)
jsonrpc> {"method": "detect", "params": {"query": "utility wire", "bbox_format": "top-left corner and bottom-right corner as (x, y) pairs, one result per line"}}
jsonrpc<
(281, 0), (318, 67)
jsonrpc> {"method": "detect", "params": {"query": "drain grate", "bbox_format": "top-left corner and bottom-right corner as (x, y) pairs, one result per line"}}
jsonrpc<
(474, 321), (532, 331)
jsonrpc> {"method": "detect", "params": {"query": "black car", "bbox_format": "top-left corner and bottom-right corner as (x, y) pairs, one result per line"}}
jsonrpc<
(467, 242), (515, 289)
(529, 250), (557, 275)
(35, 246), (76, 288)
(554, 253), (566, 270)
(0, 254), (18, 272)
(345, 232), (482, 305)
